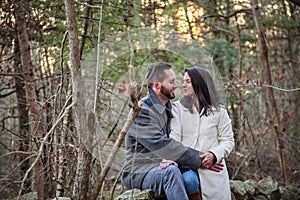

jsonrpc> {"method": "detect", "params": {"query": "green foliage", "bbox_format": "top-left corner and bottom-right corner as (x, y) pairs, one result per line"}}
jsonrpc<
(102, 49), (191, 84)
(204, 38), (238, 76)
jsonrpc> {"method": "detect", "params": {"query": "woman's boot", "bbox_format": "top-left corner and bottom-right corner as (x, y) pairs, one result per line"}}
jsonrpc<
(188, 191), (201, 200)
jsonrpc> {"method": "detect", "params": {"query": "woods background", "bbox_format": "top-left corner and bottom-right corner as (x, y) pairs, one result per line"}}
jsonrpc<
(0, 0), (299, 199)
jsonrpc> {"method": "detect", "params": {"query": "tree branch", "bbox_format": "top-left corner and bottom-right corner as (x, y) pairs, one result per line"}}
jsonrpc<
(288, 0), (300, 6)
(262, 84), (300, 92)
(18, 95), (73, 199)
(204, 8), (251, 20)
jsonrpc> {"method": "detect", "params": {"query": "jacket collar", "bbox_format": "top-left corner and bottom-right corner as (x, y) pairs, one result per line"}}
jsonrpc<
(180, 96), (217, 116)
(181, 103), (205, 116)
(148, 87), (172, 115)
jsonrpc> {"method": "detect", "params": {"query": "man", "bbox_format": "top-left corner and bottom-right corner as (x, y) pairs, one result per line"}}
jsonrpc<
(121, 62), (203, 200)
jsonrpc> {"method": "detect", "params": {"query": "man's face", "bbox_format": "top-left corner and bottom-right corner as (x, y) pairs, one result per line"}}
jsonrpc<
(160, 69), (178, 100)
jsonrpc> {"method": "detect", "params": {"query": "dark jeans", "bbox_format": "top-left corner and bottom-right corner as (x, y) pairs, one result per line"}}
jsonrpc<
(141, 166), (189, 200)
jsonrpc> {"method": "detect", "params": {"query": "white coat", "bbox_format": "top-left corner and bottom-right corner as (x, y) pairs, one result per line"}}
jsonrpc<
(170, 100), (235, 200)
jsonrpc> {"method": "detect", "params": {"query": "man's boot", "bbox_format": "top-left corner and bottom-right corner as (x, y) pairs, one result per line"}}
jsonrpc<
(188, 191), (201, 200)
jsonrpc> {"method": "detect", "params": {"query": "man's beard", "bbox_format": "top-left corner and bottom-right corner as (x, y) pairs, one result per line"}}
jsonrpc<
(161, 85), (176, 100)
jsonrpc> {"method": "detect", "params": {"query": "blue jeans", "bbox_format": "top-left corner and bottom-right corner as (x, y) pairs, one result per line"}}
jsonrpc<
(142, 166), (189, 200)
(182, 169), (200, 194)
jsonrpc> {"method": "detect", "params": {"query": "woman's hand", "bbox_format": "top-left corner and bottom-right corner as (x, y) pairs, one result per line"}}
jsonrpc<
(208, 162), (224, 172)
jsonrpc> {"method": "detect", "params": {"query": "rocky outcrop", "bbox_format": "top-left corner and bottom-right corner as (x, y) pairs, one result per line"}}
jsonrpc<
(7, 177), (300, 200)
(114, 189), (155, 200)
(6, 192), (71, 200)
(116, 177), (300, 200)
(230, 176), (300, 200)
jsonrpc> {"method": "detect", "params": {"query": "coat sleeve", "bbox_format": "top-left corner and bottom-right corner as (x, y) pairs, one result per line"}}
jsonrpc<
(170, 102), (182, 142)
(128, 105), (202, 170)
(209, 107), (235, 162)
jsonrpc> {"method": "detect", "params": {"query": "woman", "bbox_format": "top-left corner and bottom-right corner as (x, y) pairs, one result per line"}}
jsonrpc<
(170, 67), (234, 200)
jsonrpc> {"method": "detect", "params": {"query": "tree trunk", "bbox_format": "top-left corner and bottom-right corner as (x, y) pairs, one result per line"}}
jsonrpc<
(79, 0), (93, 59)
(13, 22), (31, 194)
(14, 0), (45, 198)
(282, 0), (300, 137)
(251, 0), (291, 184)
(64, 0), (92, 199)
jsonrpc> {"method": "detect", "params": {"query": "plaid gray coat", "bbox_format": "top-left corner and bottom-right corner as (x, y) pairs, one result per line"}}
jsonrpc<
(121, 88), (202, 189)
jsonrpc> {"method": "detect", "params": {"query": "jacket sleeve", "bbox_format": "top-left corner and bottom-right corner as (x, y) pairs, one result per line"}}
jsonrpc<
(209, 107), (235, 162)
(170, 102), (182, 142)
(128, 105), (202, 170)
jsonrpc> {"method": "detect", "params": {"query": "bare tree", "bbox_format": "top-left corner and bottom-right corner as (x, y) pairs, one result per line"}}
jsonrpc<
(251, 0), (292, 184)
(64, 0), (93, 199)
(13, 24), (31, 193)
(14, 0), (45, 199)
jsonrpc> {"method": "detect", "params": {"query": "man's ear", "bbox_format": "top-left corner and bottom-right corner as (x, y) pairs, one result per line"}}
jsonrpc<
(153, 80), (160, 90)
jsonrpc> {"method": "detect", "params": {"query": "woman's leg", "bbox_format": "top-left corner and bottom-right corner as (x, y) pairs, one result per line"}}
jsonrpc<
(182, 169), (200, 194)
(182, 169), (201, 200)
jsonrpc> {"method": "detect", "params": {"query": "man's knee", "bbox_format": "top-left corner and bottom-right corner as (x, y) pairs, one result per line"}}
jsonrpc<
(164, 165), (181, 174)
(163, 165), (182, 181)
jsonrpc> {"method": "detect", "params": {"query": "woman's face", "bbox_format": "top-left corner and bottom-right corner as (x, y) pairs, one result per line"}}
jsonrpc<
(182, 72), (194, 97)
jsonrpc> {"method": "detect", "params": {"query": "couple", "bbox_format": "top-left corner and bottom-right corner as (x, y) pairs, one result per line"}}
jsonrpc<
(121, 62), (234, 200)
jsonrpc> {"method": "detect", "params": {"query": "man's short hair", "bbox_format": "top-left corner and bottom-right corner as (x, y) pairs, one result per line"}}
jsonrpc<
(146, 62), (172, 87)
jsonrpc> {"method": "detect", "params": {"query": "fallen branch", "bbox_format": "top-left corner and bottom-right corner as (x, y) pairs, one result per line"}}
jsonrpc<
(90, 103), (141, 200)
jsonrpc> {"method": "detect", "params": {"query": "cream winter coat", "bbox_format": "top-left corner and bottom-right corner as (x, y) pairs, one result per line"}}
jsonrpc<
(170, 100), (234, 200)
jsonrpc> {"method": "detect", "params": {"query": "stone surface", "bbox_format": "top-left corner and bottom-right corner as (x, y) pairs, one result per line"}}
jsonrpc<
(115, 178), (300, 200)
(114, 189), (155, 200)
(230, 176), (300, 200)
(8, 192), (38, 200)
(8, 177), (300, 200)
(279, 185), (300, 200)
(257, 176), (278, 196)
(230, 180), (248, 200)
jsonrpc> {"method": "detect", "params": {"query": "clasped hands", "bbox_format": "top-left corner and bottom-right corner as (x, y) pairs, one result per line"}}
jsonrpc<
(160, 151), (224, 172)
(200, 151), (223, 172)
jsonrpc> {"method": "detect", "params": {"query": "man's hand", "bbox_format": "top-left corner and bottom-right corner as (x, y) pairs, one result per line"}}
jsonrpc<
(200, 151), (215, 169)
(160, 160), (178, 169)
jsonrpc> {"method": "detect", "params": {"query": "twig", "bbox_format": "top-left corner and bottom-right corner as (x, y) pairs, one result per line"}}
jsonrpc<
(74, 0), (102, 8)
(93, 0), (104, 111)
(262, 84), (300, 92)
(0, 151), (32, 159)
(18, 95), (74, 199)
(109, 170), (122, 200)
(204, 8), (251, 20)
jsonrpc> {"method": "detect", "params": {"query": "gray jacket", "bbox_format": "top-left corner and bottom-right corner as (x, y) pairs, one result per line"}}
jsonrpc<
(121, 88), (202, 189)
